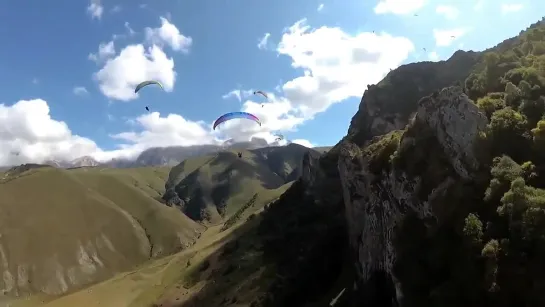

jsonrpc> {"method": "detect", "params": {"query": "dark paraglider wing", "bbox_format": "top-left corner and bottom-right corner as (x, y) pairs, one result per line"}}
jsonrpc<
(213, 112), (261, 130)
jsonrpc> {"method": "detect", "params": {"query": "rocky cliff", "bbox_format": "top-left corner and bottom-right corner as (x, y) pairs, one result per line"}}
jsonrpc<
(275, 18), (545, 307)
(338, 86), (488, 305)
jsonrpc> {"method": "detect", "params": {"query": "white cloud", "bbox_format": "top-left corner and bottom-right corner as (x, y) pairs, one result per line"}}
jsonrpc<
(435, 5), (459, 20)
(0, 99), (102, 166)
(317, 4), (324, 11)
(222, 90), (241, 101)
(73, 86), (89, 96)
(87, 0), (103, 20)
(111, 5), (121, 13)
(428, 51), (439, 61)
(32, 78), (39, 85)
(474, 0), (485, 11)
(124, 22), (136, 36)
(109, 112), (217, 156)
(276, 19), (414, 118)
(113, 22), (136, 41)
(433, 28), (468, 47)
(145, 17), (192, 53)
(112, 19), (414, 150)
(94, 44), (176, 101)
(374, 0), (426, 15)
(6, 19), (413, 164)
(257, 33), (271, 50)
(88, 41), (115, 63)
(222, 89), (255, 102)
(501, 3), (523, 14)
(291, 139), (314, 148)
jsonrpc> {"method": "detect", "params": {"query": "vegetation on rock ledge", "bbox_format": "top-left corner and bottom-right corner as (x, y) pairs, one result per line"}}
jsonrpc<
(362, 18), (545, 307)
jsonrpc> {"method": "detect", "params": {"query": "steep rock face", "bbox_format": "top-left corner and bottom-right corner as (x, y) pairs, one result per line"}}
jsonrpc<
(338, 87), (488, 305)
(348, 51), (479, 145)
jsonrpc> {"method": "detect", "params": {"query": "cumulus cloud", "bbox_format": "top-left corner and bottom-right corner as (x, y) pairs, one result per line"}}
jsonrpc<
(277, 19), (414, 117)
(87, 0), (103, 20)
(109, 112), (217, 156)
(222, 89), (255, 102)
(428, 51), (439, 61)
(291, 139), (314, 148)
(93, 44), (176, 101)
(257, 33), (271, 50)
(145, 17), (192, 53)
(73, 86), (89, 96)
(113, 22), (137, 41)
(433, 28), (468, 47)
(8, 19), (414, 164)
(317, 4), (324, 11)
(88, 41), (115, 63)
(435, 5), (459, 20)
(501, 3), (523, 14)
(223, 90), (242, 101)
(374, 0), (426, 15)
(474, 0), (485, 11)
(124, 22), (136, 36)
(104, 19), (414, 153)
(0, 99), (103, 166)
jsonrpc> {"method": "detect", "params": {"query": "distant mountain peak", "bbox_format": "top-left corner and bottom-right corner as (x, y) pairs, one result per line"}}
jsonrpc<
(70, 156), (100, 167)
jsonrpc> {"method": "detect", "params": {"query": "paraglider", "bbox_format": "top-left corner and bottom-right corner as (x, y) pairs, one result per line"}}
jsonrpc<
(134, 80), (164, 93)
(274, 134), (284, 142)
(253, 90), (268, 99)
(145, 106), (150, 112)
(213, 112), (261, 130)
(254, 90), (268, 107)
(238, 152), (242, 158)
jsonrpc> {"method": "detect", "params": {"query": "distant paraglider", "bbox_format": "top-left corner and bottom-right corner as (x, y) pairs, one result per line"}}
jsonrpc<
(254, 90), (268, 107)
(145, 106), (150, 112)
(213, 112), (261, 130)
(253, 90), (268, 99)
(134, 80), (164, 94)
(274, 134), (284, 142)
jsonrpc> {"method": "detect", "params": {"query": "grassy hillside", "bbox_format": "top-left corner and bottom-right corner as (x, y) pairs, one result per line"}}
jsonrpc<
(0, 165), (203, 301)
(5, 181), (294, 307)
(164, 144), (317, 223)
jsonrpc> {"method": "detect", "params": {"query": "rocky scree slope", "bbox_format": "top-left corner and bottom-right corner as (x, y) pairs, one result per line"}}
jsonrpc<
(252, 18), (545, 307)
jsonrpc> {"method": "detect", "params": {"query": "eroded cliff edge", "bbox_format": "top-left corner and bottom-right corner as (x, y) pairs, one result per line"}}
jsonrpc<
(338, 86), (488, 305)
(240, 18), (545, 307)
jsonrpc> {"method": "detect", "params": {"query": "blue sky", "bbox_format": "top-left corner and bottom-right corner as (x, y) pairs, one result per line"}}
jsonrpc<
(0, 0), (542, 164)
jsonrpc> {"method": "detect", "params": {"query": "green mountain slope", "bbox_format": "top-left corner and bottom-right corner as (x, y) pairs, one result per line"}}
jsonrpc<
(153, 18), (545, 307)
(0, 165), (203, 300)
(164, 144), (318, 223)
